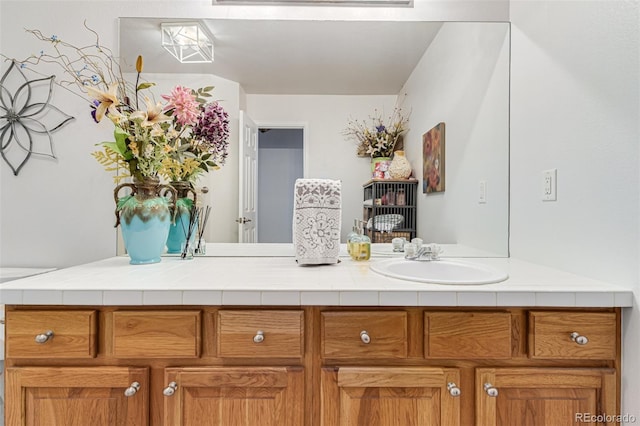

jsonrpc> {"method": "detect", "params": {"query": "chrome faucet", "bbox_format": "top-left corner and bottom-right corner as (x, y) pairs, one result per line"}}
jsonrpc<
(405, 244), (443, 261)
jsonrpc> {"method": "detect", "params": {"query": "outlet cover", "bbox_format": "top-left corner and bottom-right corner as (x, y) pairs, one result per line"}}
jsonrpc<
(542, 169), (557, 201)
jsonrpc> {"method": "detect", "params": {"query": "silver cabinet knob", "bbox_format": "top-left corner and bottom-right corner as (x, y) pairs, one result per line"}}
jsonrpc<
(34, 330), (54, 344)
(253, 330), (265, 343)
(447, 382), (461, 397)
(570, 332), (589, 345)
(124, 382), (140, 397)
(484, 383), (499, 397)
(360, 330), (371, 344)
(163, 381), (178, 396)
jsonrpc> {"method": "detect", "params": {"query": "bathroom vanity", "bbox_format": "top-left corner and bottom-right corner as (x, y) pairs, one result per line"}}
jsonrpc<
(0, 247), (632, 426)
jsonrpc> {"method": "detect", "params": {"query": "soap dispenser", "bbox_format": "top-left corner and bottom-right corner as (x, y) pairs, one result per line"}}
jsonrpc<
(350, 220), (370, 261)
(346, 219), (359, 256)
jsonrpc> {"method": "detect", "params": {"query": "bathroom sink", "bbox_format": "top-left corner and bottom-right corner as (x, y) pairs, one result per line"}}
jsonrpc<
(370, 258), (508, 285)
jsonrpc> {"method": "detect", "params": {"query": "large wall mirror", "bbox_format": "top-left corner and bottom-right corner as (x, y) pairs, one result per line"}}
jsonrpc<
(119, 18), (510, 257)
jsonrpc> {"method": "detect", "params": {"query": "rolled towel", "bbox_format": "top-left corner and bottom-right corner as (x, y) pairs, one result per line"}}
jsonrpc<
(293, 179), (341, 265)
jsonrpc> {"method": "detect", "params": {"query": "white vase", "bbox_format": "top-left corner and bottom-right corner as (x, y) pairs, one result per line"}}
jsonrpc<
(389, 151), (412, 179)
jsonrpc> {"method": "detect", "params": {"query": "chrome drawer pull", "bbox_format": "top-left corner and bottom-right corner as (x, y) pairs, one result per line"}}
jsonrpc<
(570, 332), (588, 345)
(484, 383), (499, 397)
(360, 330), (371, 344)
(447, 382), (461, 397)
(253, 330), (265, 343)
(124, 382), (140, 397)
(34, 330), (54, 344)
(163, 381), (178, 396)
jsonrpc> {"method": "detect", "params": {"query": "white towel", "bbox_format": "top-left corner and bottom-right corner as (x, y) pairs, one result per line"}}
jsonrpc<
(293, 179), (341, 265)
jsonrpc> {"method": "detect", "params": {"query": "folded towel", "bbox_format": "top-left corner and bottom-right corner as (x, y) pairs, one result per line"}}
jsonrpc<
(293, 179), (341, 265)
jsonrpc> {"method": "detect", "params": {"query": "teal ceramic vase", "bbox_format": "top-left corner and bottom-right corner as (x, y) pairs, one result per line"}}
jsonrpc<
(166, 181), (198, 254)
(114, 177), (176, 265)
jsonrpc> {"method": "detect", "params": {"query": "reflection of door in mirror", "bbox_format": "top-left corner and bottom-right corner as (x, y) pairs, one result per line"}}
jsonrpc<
(257, 128), (304, 243)
(239, 111), (258, 242)
(239, 112), (305, 243)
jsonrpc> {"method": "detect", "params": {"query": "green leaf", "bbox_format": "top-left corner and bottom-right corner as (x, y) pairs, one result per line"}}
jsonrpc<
(137, 82), (155, 91)
(100, 141), (120, 153)
(113, 127), (134, 161)
(202, 86), (215, 92)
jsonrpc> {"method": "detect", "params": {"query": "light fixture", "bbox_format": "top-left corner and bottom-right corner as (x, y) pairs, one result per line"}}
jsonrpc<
(212, 0), (412, 5)
(161, 22), (214, 63)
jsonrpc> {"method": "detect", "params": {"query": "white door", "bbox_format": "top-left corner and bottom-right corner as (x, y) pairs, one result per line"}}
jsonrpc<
(238, 111), (258, 242)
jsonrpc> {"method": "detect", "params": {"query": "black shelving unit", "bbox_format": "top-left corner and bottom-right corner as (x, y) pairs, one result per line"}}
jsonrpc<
(362, 179), (418, 243)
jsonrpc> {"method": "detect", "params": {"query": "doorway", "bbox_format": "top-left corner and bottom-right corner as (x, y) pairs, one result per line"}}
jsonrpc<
(257, 128), (304, 243)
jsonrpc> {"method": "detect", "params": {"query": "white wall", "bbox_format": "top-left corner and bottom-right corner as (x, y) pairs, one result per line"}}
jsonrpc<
(509, 0), (639, 421)
(246, 94), (398, 242)
(400, 22), (510, 255)
(0, 0), (509, 267)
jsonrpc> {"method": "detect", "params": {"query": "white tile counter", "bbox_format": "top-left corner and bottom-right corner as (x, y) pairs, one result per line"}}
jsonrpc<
(0, 245), (633, 307)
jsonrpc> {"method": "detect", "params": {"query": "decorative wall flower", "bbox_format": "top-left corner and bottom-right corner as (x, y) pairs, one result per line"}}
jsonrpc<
(14, 24), (230, 184)
(343, 105), (410, 158)
(0, 60), (74, 175)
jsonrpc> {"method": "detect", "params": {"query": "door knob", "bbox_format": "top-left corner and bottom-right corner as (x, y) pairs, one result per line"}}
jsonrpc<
(570, 332), (589, 345)
(447, 382), (461, 397)
(124, 382), (140, 397)
(163, 381), (178, 396)
(253, 330), (265, 343)
(484, 383), (499, 397)
(35, 330), (54, 344)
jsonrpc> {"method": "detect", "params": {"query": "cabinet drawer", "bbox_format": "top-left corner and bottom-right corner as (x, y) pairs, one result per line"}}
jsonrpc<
(6, 310), (97, 358)
(424, 312), (512, 359)
(217, 310), (304, 358)
(111, 310), (201, 358)
(321, 311), (408, 359)
(529, 311), (617, 360)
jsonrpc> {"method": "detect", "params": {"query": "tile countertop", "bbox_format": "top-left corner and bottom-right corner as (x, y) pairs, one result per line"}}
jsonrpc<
(0, 244), (633, 307)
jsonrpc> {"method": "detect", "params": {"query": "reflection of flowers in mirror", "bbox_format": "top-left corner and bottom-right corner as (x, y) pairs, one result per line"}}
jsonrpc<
(13, 23), (229, 184)
(343, 105), (410, 158)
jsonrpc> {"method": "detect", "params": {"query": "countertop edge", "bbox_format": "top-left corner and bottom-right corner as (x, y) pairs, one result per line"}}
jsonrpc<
(0, 288), (633, 307)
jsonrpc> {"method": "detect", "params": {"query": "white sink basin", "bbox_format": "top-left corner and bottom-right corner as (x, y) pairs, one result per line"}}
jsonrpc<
(370, 258), (508, 285)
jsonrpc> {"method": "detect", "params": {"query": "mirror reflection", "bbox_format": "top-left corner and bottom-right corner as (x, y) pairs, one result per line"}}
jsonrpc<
(119, 19), (510, 257)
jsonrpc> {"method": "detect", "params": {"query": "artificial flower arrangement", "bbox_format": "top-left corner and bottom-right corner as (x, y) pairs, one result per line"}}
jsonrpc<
(343, 105), (410, 158)
(16, 24), (229, 184)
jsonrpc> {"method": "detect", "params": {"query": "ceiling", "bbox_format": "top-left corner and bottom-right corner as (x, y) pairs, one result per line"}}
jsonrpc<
(118, 18), (442, 95)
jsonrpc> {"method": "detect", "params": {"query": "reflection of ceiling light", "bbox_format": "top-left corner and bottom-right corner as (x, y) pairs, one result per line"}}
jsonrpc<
(212, 0), (412, 5)
(161, 23), (214, 63)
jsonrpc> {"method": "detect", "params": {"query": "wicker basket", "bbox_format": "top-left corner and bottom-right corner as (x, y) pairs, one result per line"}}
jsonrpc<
(370, 231), (411, 244)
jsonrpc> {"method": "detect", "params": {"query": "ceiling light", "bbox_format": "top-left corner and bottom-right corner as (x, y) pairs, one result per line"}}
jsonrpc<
(161, 22), (214, 63)
(213, 0), (412, 5)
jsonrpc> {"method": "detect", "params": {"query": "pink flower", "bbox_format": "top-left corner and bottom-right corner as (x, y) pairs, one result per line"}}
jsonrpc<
(162, 85), (199, 126)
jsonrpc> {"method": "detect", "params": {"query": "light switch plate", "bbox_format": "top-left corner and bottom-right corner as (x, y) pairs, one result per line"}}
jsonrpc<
(479, 181), (487, 204)
(542, 169), (557, 201)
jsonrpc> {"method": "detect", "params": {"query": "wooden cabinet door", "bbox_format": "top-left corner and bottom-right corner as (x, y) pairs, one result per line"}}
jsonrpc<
(163, 366), (304, 426)
(321, 367), (461, 426)
(6, 366), (148, 426)
(476, 368), (617, 426)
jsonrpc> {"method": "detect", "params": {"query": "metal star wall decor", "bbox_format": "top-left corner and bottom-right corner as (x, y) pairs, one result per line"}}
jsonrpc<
(0, 60), (74, 175)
